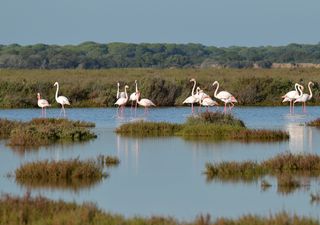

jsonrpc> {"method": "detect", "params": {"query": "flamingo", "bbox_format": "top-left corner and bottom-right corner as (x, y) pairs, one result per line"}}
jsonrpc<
(294, 82), (314, 112)
(37, 93), (50, 117)
(183, 78), (198, 113)
(200, 96), (219, 112)
(116, 82), (126, 99)
(282, 83), (304, 113)
(129, 80), (139, 110)
(115, 85), (129, 115)
(212, 81), (237, 113)
(54, 82), (70, 117)
(136, 92), (156, 114)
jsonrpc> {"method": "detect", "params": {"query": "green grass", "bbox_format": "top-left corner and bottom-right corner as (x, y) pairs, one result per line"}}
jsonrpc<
(0, 193), (319, 225)
(0, 68), (320, 107)
(15, 159), (107, 191)
(0, 118), (96, 147)
(116, 112), (289, 141)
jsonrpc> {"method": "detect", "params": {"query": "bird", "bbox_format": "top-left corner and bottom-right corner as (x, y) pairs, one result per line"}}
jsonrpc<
(116, 82), (126, 99)
(200, 96), (219, 112)
(37, 93), (50, 117)
(115, 85), (129, 115)
(282, 83), (303, 113)
(129, 80), (139, 110)
(212, 81), (237, 113)
(294, 82), (314, 112)
(54, 82), (70, 117)
(136, 92), (156, 114)
(183, 78), (198, 113)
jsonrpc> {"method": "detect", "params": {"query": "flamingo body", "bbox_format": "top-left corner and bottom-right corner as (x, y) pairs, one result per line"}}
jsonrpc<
(37, 93), (50, 117)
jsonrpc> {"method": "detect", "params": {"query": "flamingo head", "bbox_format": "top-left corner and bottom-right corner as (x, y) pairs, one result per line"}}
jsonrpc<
(117, 82), (120, 86)
(310, 81), (315, 86)
(125, 85), (129, 89)
(190, 78), (196, 82)
(196, 87), (200, 92)
(54, 82), (58, 86)
(37, 93), (40, 99)
(212, 81), (218, 86)
(299, 85), (304, 91)
(134, 80), (137, 84)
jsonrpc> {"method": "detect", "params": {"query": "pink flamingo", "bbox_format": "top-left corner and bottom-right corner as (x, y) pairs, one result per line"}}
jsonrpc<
(54, 82), (70, 117)
(129, 80), (139, 111)
(115, 85), (129, 115)
(37, 93), (50, 117)
(282, 83), (303, 113)
(212, 81), (237, 113)
(183, 78), (198, 113)
(136, 92), (156, 114)
(200, 96), (219, 112)
(294, 82), (314, 112)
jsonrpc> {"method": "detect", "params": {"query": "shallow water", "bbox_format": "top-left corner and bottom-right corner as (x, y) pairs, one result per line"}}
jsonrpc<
(1, 106), (320, 220)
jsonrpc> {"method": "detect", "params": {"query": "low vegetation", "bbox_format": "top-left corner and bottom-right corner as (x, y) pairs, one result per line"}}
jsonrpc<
(0, 193), (319, 225)
(307, 118), (320, 126)
(0, 118), (96, 148)
(0, 68), (319, 108)
(97, 155), (120, 167)
(15, 159), (107, 191)
(116, 112), (289, 141)
(205, 153), (320, 193)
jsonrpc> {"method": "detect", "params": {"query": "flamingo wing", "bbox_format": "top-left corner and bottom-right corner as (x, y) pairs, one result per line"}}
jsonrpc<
(183, 96), (197, 104)
(139, 99), (156, 107)
(119, 92), (126, 99)
(129, 92), (138, 101)
(216, 91), (232, 100)
(57, 96), (70, 105)
(115, 97), (127, 106)
(38, 99), (50, 107)
(202, 97), (218, 106)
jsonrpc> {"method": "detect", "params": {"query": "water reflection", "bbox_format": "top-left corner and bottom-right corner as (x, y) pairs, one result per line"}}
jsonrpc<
(116, 135), (140, 173)
(286, 123), (314, 153)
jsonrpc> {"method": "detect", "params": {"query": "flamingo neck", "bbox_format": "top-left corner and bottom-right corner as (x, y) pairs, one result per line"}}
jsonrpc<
(191, 80), (196, 96)
(55, 84), (59, 101)
(135, 81), (138, 93)
(213, 82), (219, 98)
(297, 85), (303, 97)
(308, 82), (313, 99)
(136, 94), (140, 103)
(124, 87), (128, 99)
(116, 83), (120, 99)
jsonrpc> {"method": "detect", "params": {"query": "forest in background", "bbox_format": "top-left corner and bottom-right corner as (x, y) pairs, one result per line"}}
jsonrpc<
(0, 68), (318, 108)
(1, 42), (320, 69)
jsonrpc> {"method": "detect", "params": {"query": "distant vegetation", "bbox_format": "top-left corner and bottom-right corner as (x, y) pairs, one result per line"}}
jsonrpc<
(116, 112), (289, 141)
(15, 159), (107, 191)
(0, 193), (319, 225)
(0, 68), (319, 107)
(1, 42), (320, 69)
(0, 118), (96, 148)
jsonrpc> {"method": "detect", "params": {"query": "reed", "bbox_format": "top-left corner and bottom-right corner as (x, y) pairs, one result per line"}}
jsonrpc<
(0, 118), (96, 147)
(15, 159), (107, 191)
(0, 193), (319, 225)
(97, 155), (120, 167)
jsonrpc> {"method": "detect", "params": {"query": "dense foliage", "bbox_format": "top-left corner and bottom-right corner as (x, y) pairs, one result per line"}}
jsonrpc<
(1, 42), (320, 69)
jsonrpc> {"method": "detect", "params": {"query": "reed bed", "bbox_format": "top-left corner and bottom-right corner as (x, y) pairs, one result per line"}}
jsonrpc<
(0, 193), (318, 225)
(97, 155), (120, 167)
(15, 159), (107, 191)
(116, 112), (289, 141)
(0, 118), (96, 147)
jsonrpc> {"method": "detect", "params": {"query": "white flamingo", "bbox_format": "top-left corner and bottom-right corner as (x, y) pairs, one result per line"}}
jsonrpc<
(129, 80), (139, 110)
(37, 93), (50, 117)
(183, 78), (198, 113)
(282, 83), (304, 113)
(136, 92), (156, 114)
(116, 82), (126, 99)
(294, 82), (314, 112)
(54, 82), (70, 117)
(115, 85), (129, 115)
(212, 81), (237, 113)
(200, 96), (219, 112)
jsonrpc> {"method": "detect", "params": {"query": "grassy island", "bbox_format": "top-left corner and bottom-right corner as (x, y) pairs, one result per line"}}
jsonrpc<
(0, 118), (96, 147)
(116, 112), (289, 141)
(0, 193), (318, 225)
(15, 158), (107, 191)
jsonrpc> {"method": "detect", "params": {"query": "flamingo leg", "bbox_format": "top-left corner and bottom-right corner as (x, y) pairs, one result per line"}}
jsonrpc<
(62, 105), (66, 117)
(44, 107), (46, 118)
(224, 103), (227, 113)
(191, 103), (194, 114)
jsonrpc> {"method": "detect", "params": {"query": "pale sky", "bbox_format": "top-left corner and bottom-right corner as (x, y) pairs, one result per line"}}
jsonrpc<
(0, 0), (319, 46)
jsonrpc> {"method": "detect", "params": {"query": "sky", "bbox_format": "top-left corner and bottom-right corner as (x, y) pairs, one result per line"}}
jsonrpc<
(0, 0), (319, 47)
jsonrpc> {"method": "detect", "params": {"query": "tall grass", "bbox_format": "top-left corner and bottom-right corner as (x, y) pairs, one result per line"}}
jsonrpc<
(0, 118), (96, 147)
(0, 193), (318, 225)
(0, 68), (319, 107)
(15, 159), (107, 191)
(116, 112), (289, 141)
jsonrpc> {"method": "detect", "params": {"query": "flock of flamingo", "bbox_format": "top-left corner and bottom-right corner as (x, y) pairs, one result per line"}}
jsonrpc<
(36, 79), (315, 117)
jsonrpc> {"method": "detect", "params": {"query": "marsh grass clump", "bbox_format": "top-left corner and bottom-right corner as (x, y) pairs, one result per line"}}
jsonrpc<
(187, 112), (246, 128)
(307, 118), (320, 126)
(15, 159), (106, 191)
(277, 175), (302, 195)
(97, 155), (120, 167)
(205, 153), (320, 184)
(310, 192), (320, 204)
(115, 121), (182, 136)
(0, 118), (96, 147)
(0, 194), (319, 225)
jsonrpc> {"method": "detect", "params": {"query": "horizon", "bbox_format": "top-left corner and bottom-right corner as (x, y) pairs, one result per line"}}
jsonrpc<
(1, 0), (320, 47)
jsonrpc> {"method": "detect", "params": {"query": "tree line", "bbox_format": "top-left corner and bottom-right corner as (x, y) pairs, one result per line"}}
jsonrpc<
(1, 42), (320, 69)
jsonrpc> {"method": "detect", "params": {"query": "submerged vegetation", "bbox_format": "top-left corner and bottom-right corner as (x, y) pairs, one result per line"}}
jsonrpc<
(0, 68), (319, 108)
(0, 193), (319, 225)
(0, 118), (96, 148)
(116, 112), (289, 141)
(15, 158), (107, 191)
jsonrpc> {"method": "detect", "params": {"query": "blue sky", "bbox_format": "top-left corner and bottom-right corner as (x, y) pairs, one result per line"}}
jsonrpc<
(0, 0), (319, 46)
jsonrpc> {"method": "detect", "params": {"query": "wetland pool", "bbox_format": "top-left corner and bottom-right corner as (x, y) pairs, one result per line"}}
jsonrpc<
(0, 106), (320, 220)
